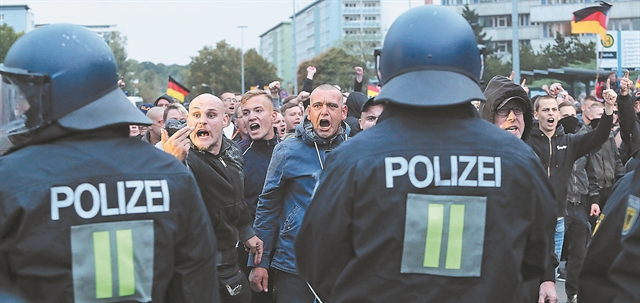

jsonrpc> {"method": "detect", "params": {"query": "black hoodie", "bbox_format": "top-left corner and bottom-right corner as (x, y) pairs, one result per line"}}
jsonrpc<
(345, 92), (367, 136)
(480, 76), (533, 141)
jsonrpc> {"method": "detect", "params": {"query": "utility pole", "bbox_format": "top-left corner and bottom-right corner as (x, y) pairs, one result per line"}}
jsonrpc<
(238, 25), (247, 93)
(292, 0), (298, 94)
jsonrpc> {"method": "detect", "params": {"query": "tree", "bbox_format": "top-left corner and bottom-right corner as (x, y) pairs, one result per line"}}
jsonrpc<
(0, 24), (24, 63)
(107, 31), (130, 78)
(541, 33), (596, 68)
(188, 40), (242, 95)
(482, 55), (510, 88)
(243, 48), (279, 92)
(335, 32), (381, 82)
(188, 41), (278, 95)
(517, 44), (549, 72)
(296, 48), (367, 91)
(462, 4), (492, 53)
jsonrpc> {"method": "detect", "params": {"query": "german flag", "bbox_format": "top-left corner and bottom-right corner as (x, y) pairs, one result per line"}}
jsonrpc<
(367, 84), (380, 98)
(571, 2), (612, 41)
(166, 76), (190, 103)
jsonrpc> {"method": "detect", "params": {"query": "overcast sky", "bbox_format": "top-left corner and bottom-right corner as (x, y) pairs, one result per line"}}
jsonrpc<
(4, 0), (317, 65)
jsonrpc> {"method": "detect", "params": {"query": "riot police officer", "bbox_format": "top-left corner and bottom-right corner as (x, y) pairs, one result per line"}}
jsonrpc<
(0, 24), (219, 302)
(295, 6), (557, 302)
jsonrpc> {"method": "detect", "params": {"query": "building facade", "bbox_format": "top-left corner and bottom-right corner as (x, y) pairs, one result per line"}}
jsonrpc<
(259, 22), (293, 93)
(443, 0), (640, 62)
(259, 0), (428, 93)
(0, 5), (35, 33)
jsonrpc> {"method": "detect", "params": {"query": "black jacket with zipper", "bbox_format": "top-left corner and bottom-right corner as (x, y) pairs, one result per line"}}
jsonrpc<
(526, 113), (613, 216)
(187, 136), (254, 264)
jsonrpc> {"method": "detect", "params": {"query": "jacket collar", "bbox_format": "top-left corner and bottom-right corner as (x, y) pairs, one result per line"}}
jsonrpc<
(296, 119), (350, 147)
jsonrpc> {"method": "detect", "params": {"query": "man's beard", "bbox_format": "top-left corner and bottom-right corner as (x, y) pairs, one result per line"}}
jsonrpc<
(193, 139), (216, 153)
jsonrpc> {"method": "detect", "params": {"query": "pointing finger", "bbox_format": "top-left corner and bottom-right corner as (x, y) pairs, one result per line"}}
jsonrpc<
(508, 71), (515, 81)
(606, 78), (611, 90)
(624, 70), (629, 79)
(161, 128), (168, 144)
(521, 78), (527, 87)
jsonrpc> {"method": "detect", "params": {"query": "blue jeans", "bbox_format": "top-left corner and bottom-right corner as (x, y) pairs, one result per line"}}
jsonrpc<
(554, 217), (565, 278)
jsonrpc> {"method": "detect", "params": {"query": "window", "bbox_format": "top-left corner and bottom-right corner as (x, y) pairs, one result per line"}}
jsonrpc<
(609, 19), (634, 31)
(364, 16), (377, 21)
(364, 2), (378, 7)
(519, 14), (529, 26)
(489, 41), (511, 53)
(0, 14), (4, 22)
(345, 3), (357, 7)
(543, 22), (571, 38)
(496, 16), (511, 27)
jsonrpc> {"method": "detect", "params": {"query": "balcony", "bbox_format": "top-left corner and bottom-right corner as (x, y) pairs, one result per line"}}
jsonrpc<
(343, 21), (380, 28)
(342, 7), (381, 14)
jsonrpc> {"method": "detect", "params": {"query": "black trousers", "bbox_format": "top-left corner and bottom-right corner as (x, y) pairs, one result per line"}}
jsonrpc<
(564, 196), (591, 298)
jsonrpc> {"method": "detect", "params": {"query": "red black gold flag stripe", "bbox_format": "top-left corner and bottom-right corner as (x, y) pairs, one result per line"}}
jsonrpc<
(166, 76), (190, 102)
(571, 3), (612, 41)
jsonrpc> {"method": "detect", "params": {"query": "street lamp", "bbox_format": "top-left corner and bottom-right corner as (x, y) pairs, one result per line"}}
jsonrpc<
(238, 25), (247, 93)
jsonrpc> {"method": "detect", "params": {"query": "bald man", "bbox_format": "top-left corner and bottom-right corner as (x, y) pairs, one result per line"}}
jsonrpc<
(249, 85), (350, 302)
(162, 94), (263, 303)
(142, 107), (165, 145)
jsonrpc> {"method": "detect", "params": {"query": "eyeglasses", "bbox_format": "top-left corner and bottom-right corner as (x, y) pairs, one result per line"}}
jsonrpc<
(496, 106), (524, 117)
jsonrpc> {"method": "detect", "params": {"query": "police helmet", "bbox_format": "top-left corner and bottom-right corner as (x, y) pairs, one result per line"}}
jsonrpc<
(375, 6), (486, 107)
(0, 23), (150, 136)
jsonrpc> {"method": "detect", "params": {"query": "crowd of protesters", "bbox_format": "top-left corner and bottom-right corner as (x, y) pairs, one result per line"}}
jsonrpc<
(120, 65), (639, 303)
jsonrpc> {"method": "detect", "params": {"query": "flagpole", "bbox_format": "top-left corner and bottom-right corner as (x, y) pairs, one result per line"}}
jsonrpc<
(616, 30), (622, 78)
(596, 40), (603, 84)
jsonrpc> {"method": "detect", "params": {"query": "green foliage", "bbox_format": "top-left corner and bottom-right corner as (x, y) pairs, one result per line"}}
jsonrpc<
(188, 41), (279, 96)
(462, 4), (492, 53)
(335, 33), (381, 82)
(297, 48), (367, 92)
(518, 45), (549, 71)
(188, 40), (241, 95)
(541, 33), (596, 68)
(243, 48), (280, 92)
(107, 31), (129, 76)
(481, 34), (596, 89)
(0, 24), (24, 63)
(482, 55), (511, 88)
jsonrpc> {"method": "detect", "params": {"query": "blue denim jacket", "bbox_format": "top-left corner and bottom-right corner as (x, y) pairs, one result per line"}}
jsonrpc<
(250, 119), (349, 274)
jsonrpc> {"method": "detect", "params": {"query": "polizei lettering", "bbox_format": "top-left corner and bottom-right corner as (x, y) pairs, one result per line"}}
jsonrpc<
(385, 156), (501, 188)
(50, 180), (170, 220)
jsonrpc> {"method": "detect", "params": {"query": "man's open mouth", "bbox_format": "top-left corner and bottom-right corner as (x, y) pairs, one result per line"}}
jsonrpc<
(250, 123), (260, 131)
(196, 129), (210, 138)
(319, 119), (330, 127)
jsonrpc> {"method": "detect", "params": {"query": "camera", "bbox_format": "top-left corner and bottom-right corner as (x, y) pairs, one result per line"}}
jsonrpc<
(165, 118), (187, 137)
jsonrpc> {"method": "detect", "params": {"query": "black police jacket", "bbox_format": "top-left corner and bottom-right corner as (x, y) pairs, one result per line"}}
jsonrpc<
(296, 104), (557, 302)
(0, 130), (218, 302)
(578, 161), (638, 303)
(608, 160), (640, 302)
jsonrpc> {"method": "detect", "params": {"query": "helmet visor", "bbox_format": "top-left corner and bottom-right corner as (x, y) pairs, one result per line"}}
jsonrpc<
(0, 67), (50, 136)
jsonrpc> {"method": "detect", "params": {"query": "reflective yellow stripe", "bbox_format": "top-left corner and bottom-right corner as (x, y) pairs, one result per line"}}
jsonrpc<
(93, 231), (113, 299)
(424, 204), (444, 268)
(446, 205), (465, 269)
(117, 229), (135, 296)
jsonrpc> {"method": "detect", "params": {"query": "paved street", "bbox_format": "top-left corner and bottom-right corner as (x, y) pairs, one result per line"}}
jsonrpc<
(555, 280), (568, 303)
